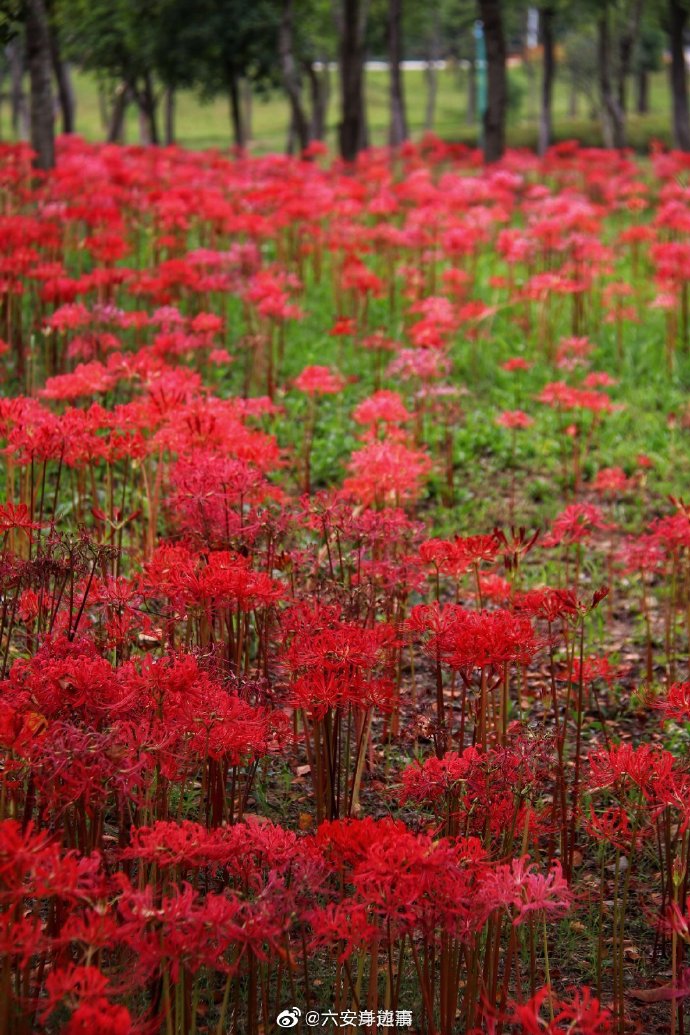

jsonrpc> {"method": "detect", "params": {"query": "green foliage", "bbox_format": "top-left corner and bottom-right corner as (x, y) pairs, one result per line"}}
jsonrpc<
(58, 0), (161, 85)
(294, 0), (338, 63)
(0, 0), (22, 45)
(167, 0), (281, 97)
(634, 22), (664, 75)
(506, 67), (525, 117)
(58, 0), (281, 95)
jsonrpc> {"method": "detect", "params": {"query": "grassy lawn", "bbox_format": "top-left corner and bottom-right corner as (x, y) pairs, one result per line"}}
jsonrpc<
(0, 65), (675, 152)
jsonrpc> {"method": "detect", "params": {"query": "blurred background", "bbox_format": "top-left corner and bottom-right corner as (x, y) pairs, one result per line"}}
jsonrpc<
(2, 0), (690, 167)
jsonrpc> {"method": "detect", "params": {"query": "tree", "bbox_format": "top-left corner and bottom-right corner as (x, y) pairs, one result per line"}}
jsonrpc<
(616, 0), (644, 113)
(172, 0), (280, 149)
(562, 25), (598, 120)
(48, 31), (75, 134)
(403, 0), (476, 134)
(539, 4), (555, 154)
(402, 0), (444, 133)
(279, 0), (310, 152)
(633, 20), (663, 114)
(47, 1), (75, 134)
(287, 0), (336, 143)
(388, 0), (407, 146)
(477, 0), (507, 162)
(59, 0), (280, 149)
(598, 2), (626, 147)
(338, 0), (368, 160)
(558, 0), (647, 149)
(58, 0), (163, 143)
(668, 0), (690, 150)
(6, 37), (28, 139)
(26, 0), (55, 169)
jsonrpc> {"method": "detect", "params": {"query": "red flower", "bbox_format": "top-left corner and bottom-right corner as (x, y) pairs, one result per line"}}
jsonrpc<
(343, 441), (432, 507)
(293, 364), (345, 396)
(496, 409), (534, 430)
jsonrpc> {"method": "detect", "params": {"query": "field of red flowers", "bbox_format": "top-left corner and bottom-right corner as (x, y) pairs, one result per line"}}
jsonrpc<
(3, 135), (690, 1034)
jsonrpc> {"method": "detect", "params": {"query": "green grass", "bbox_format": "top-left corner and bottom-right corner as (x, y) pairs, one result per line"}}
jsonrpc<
(0, 65), (675, 153)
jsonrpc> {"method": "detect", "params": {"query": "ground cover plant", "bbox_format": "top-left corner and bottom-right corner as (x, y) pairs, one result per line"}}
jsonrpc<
(3, 135), (690, 1033)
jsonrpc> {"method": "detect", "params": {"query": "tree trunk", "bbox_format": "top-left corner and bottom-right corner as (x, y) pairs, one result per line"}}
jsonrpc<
(48, 27), (75, 134)
(107, 83), (129, 143)
(228, 72), (246, 149)
(164, 88), (175, 144)
(286, 110), (298, 154)
(25, 0), (55, 170)
(304, 59), (330, 140)
(636, 68), (648, 114)
(669, 0), (690, 151)
(598, 6), (626, 148)
(387, 0), (407, 146)
(280, 0), (310, 152)
(242, 80), (252, 142)
(478, 0), (507, 163)
(617, 0), (644, 114)
(97, 83), (108, 134)
(338, 0), (367, 161)
(424, 9), (441, 131)
(538, 5), (555, 155)
(7, 38), (29, 139)
(424, 59), (438, 132)
(138, 72), (159, 145)
(467, 52), (477, 124)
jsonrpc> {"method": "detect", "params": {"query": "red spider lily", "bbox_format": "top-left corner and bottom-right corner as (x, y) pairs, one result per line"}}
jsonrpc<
(41, 966), (132, 1034)
(329, 316), (356, 337)
(583, 371), (618, 389)
(542, 503), (614, 548)
(420, 532), (501, 587)
(513, 586), (581, 622)
(478, 855), (572, 925)
(555, 335), (593, 371)
(282, 606), (397, 818)
(583, 806), (639, 852)
(124, 817), (322, 895)
(0, 502), (45, 535)
(410, 603), (538, 675)
(588, 743), (675, 799)
(478, 573), (512, 604)
(166, 453), (280, 547)
(403, 735), (555, 844)
(307, 900), (378, 961)
(408, 602), (538, 749)
(0, 818), (103, 901)
(0, 137), (685, 1035)
(143, 542), (283, 626)
(293, 364), (345, 396)
(501, 356), (532, 373)
(352, 389), (411, 441)
(342, 440), (432, 508)
(537, 381), (618, 415)
(386, 347), (451, 382)
(315, 815), (409, 869)
(502, 985), (612, 1034)
(592, 466), (634, 494)
(346, 824), (488, 942)
(658, 682), (690, 723)
(497, 408), (534, 430)
(400, 745), (482, 805)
